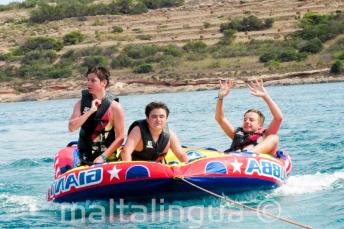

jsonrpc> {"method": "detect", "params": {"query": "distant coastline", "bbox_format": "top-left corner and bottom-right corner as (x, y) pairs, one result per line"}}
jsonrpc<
(1, 68), (343, 103)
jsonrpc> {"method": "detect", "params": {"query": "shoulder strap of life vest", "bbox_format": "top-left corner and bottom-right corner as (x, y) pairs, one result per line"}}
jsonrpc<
(226, 127), (265, 152)
(129, 119), (170, 161)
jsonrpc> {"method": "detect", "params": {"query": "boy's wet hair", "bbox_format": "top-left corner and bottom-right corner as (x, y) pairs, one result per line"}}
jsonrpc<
(86, 66), (110, 88)
(244, 109), (265, 125)
(145, 102), (170, 118)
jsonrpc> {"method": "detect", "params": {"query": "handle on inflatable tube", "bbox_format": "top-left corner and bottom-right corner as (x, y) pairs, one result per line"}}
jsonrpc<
(276, 150), (286, 159)
(67, 141), (78, 147)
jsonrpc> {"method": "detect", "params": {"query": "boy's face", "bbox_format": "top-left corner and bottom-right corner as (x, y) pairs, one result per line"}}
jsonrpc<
(242, 112), (262, 133)
(87, 73), (107, 94)
(147, 108), (168, 131)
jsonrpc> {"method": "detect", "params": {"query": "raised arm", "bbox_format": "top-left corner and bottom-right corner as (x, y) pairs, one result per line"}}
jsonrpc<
(248, 79), (283, 135)
(169, 130), (189, 162)
(215, 80), (236, 139)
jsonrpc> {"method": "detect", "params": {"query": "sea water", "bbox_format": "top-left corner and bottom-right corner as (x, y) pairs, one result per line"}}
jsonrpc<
(0, 82), (343, 228)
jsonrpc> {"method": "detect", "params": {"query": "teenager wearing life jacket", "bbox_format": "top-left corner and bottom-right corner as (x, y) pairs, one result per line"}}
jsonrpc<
(68, 66), (125, 165)
(121, 102), (189, 163)
(215, 79), (283, 155)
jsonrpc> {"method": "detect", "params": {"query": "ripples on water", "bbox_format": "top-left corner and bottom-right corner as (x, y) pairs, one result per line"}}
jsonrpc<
(0, 82), (343, 228)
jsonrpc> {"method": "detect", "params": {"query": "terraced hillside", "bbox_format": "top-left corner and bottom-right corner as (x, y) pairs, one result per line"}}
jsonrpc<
(0, 0), (343, 102)
(1, 1), (342, 48)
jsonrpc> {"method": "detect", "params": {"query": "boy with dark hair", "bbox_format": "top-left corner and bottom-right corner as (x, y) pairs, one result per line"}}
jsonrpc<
(68, 66), (125, 165)
(121, 102), (189, 163)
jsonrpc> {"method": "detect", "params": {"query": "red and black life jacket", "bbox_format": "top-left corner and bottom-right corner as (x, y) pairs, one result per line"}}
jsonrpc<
(225, 127), (265, 153)
(78, 90), (118, 165)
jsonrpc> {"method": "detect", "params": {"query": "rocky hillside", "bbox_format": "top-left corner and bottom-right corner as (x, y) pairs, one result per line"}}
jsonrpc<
(0, 0), (343, 102)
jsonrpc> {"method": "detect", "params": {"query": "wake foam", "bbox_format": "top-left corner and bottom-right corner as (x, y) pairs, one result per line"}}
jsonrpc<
(0, 193), (59, 213)
(274, 170), (344, 195)
(0, 194), (40, 213)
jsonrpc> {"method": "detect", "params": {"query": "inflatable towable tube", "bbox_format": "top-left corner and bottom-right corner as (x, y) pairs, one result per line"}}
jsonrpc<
(48, 142), (292, 203)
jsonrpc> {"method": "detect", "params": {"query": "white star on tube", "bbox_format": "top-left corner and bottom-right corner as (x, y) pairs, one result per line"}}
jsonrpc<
(108, 166), (122, 181)
(230, 158), (243, 174)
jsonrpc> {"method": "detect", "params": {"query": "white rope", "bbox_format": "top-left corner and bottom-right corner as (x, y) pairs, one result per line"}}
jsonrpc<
(176, 177), (314, 229)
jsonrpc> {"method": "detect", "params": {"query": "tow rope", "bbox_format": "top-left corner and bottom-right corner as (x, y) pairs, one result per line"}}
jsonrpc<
(175, 177), (314, 229)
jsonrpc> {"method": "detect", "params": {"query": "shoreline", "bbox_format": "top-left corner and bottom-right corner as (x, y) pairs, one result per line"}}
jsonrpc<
(1, 69), (343, 103)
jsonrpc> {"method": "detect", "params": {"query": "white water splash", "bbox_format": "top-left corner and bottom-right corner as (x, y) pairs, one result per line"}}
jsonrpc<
(0, 194), (42, 213)
(274, 170), (344, 196)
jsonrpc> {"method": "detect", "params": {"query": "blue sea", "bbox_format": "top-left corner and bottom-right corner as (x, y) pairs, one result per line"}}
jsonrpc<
(0, 82), (343, 228)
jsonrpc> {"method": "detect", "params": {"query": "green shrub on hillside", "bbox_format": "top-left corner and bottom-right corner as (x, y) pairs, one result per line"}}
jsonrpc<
(336, 52), (344, 60)
(29, 0), (178, 23)
(264, 18), (274, 28)
(61, 46), (113, 61)
(18, 63), (72, 79)
(111, 44), (183, 70)
(183, 41), (208, 60)
(20, 0), (41, 8)
(116, 0), (148, 14)
(82, 56), (109, 69)
(297, 12), (344, 42)
(103, 46), (118, 56)
(20, 37), (64, 53)
(136, 34), (152, 40)
(0, 70), (7, 81)
(133, 63), (153, 73)
(0, 66), (15, 81)
(186, 53), (207, 61)
(63, 31), (86, 45)
(111, 54), (132, 68)
(30, 2), (83, 23)
(299, 38), (323, 53)
(277, 48), (299, 62)
(203, 22), (211, 28)
(22, 50), (58, 64)
(220, 15), (274, 32)
(143, 0), (184, 9)
(220, 29), (236, 45)
(259, 46), (306, 63)
(183, 41), (207, 53)
(159, 54), (180, 68)
(45, 65), (72, 79)
(0, 0), (38, 11)
(211, 40), (272, 58)
(330, 60), (343, 74)
(112, 25), (124, 33)
(123, 45), (159, 59)
(0, 52), (14, 61)
(259, 52), (276, 63)
(128, 1), (148, 15)
(163, 44), (183, 57)
(132, 28), (144, 33)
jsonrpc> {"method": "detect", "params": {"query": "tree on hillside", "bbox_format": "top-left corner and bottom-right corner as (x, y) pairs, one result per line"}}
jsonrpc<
(220, 15), (274, 32)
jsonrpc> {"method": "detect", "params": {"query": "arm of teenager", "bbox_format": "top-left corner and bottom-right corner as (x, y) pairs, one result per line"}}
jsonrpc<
(169, 130), (189, 162)
(68, 99), (100, 132)
(94, 102), (125, 163)
(120, 126), (142, 161)
(215, 80), (236, 139)
(248, 79), (283, 135)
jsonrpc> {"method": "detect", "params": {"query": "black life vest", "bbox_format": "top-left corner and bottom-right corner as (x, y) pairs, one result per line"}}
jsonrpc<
(225, 127), (265, 153)
(78, 90), (118, 164)
(128, 119), (170, 162)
